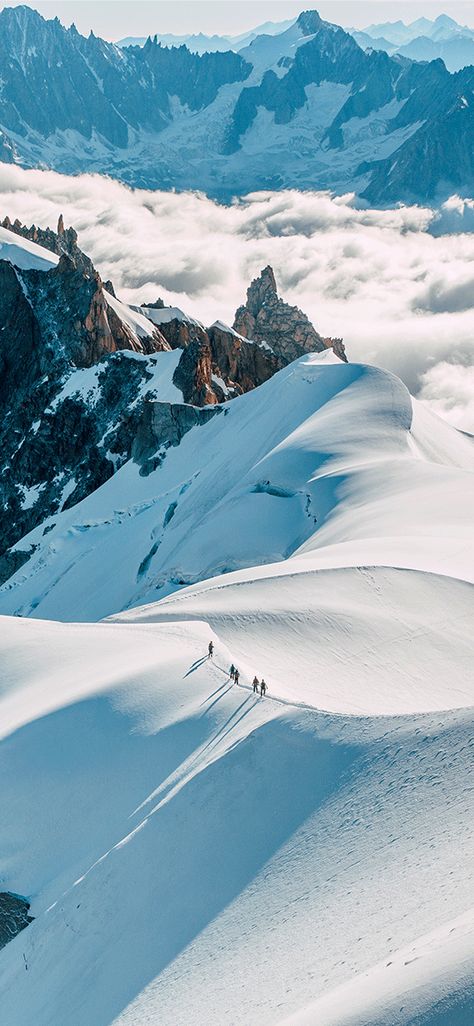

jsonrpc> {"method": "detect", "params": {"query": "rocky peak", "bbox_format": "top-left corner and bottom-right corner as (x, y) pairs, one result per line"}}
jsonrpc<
(297, 10), (324, 36)
(246, 265), (278, 316)
(233, 266), (347, 363)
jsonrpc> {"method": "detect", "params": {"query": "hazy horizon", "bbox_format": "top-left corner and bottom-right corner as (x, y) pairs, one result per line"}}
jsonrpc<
(1, 0), (474, 41)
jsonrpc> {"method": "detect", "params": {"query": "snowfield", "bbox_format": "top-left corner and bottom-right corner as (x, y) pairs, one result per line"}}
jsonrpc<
(0, 346), (473, 1025)
(1, 353), (473, 622)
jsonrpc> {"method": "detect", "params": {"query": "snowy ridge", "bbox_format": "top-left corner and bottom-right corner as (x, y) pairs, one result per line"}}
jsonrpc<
(0, 349), (472, 1026)
(0, 224), (58, 271)
(2, 354), (472, 622)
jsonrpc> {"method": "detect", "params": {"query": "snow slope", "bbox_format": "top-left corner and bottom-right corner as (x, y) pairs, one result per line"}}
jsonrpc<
(1, 353), (472, 625)
(0, 347), (473, 1025)
(0, 223), (58, 270)
(0, 612), (472, 1026)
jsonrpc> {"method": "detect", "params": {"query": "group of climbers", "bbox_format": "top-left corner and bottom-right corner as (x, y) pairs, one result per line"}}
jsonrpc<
(207, 644), (266, 693)
(209, 644), (268, 697)
(230, 661), (267, 696)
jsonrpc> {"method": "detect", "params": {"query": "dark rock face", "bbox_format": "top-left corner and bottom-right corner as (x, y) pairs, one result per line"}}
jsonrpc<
(0, 892), (33, 951)
(362, 75), (474, 203)
(0, 221), (170, 561)
(153, 315), (209, 353)
(233, 266), (347, 363)
(149, 311), (280, 402)
(133, 401), (221, 474)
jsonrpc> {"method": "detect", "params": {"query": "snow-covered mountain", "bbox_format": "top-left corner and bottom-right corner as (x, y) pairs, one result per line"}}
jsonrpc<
(0, 218), (343, 573)
(0, 211), (473, 1026)
(1, 313), (472, 622)
(361, 13), (474, 47)
(0, 335), (473, 1024)
(352, 13), (474, 73)
(0, 5), (473, 202)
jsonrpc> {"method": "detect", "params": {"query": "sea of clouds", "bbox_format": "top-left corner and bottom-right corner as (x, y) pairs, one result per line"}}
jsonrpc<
(1, 164), (473, 430)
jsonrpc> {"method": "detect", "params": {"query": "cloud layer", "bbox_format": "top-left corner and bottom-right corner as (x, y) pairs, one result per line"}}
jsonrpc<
(1, 163), (473, 429)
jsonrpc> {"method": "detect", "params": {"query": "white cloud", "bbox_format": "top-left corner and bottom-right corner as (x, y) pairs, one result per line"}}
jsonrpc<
(418, 362), (474, 433)
(0, 163), (473, 430)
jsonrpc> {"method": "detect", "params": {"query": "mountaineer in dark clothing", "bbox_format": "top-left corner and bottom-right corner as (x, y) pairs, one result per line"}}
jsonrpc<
(230, 664), (236, 679)
(260, 679), (267, 696)
(253, 676), (259, 693)
(234, 669), (240, 685)
(208, 641), (214, 658)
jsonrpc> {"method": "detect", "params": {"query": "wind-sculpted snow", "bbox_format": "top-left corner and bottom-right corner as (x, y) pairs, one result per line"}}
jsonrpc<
(0, 346), (472, 1025)
(1, 353), (472, 625)
(0, 613), (472, 1026)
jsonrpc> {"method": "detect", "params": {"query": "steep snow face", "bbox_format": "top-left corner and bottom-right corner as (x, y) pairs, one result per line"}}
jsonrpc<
(0, 613), (472, 1026)
(1, 354), (472, 627)
(0, 224), (58, 270)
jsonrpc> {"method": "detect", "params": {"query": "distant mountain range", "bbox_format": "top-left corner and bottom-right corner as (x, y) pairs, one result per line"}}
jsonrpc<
(118, 12), (474, 73)
(351, 13), (474, 73)
(117, 18), (297, 54)
(0, 5), (473, 203)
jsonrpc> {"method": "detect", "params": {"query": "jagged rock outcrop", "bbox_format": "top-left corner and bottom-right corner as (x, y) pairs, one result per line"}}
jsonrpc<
(2, 214), (96, 276)
(139, 307), (280, 402)
(233, 266), (347, 363)
(0, 218), (348, 579)
(173, 337), (219, 406)
(0, 892), (33, 950)
(146, 311), (209, 352)
(133, 400), (221, 474)
(208, 321), (280, 396)
(0, 221), (171, 559)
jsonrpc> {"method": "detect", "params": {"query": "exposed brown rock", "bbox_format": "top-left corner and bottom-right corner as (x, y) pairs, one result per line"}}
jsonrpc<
(156, 316), (208, 352)
(208, 322), (279, 397)
(233, 265), (347, 363)
(173, 337), (219, 406)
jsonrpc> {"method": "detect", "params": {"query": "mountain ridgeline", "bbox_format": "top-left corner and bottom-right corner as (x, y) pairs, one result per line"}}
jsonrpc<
(0, 5), (473, 202)
(0, 216), (344, 577)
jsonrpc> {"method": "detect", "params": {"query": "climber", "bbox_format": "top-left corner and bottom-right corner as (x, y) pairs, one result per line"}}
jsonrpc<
(234, 669), (240, 685)
(230, 664), (236, 680)
(253, 676), (259, 693)
(208, 641), (214, 658)
(260, 679), (267, 697)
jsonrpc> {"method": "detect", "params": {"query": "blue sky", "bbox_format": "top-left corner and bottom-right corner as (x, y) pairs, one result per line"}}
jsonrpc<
(2, 1), (474, 39)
